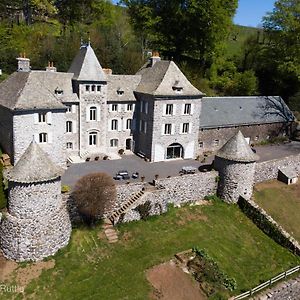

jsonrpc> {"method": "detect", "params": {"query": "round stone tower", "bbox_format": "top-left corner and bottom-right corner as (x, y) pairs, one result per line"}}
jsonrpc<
(214, 131), (259, 203)
(0, 141), (72, 262)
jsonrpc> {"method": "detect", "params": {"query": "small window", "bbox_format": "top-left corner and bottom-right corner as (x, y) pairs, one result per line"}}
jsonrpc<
(213, 139), (219, 146)
(55, 88), (63, 95)
(86, 85), (90, 92)
(39, 133), (47, 143)
(117, 88), (124, 96)
(91, 85), (96, 92)
(110, 139), (118, 147)
(66, 121), (72, 133)
(165, 104), (173, 115)
(164, 124), (172, 135)
(182, 123), (189, 134)
(97, 85), (101, 92)
(66, 105), (71, 113)
(111, 119), (118, 130)
(39, 113), (47, 123)
(66, 142), (73, 149)
(111, 104), (118, 112)
(199, 141), (204, 148)
(183, 104), (191, 115)
(126, 119), (132, 130)
(89, 132), (97, 146)
(127, 104), (133, 111)
(89, 107), (97, 121)
(255, 136), (259, 141)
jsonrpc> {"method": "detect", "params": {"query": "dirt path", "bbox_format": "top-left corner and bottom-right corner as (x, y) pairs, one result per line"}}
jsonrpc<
(147, 261), (207, 300)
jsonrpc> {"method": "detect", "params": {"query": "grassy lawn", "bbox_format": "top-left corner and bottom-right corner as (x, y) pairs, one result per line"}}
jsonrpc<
(7, 201), (300, 300)
(254, 180), (300, 242)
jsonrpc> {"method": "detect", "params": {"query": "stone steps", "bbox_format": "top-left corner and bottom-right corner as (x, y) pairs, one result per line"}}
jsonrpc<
(102, 219), (119, 243)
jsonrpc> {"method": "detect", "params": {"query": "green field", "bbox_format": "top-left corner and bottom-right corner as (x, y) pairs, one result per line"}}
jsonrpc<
(255, 181), (300, 242)
(5, 200), (299, 300)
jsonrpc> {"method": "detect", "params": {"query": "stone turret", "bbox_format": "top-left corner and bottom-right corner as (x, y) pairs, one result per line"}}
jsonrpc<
(214, 131), (259, 203)
(0, 141), (71, 262)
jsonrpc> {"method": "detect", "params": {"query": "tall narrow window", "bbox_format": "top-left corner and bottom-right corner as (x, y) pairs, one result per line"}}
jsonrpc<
(111, 119), (118, 130)
(184, 104), (191, 115)
(182, 123), (189, 134)
(127, 104), (133, 111)
(66, 121), (72, 133)
(91, 85), (96, 92)
(164, 124), (172, 135)
(110, 139), (118, 147)
(39, 133), (47, 143)
(111, 104), (118, 112)
(38, 113), (47, 123)
(126, 119), (132, 130)
(89, 106), (97, 121)
(66, 105), (71, 113)
(165, 104), (173, 115)
(89, 132), (97, 146)
(66, 142), (73, 149)
(97, 85), (101, 92)
(86, 85), (90, 92)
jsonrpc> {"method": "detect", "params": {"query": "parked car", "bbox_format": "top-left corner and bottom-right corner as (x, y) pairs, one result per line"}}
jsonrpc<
(113, 170), (130, 180)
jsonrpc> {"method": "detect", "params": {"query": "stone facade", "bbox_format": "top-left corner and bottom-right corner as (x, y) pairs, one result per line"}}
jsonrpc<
(0, 106), (13, 157)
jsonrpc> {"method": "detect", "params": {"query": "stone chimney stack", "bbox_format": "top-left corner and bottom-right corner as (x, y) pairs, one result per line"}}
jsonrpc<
(46, 61), (57, 72)
(17, 52), (31, 72)
(150, 51), (161, 67)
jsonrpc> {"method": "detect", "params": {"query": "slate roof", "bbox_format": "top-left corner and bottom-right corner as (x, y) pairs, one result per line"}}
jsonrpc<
(216, 131), (259, 162)
(200, 96), (295, 128)
(279, 166), (298, 179)
(5, 140), (63, 183)
(0, 71), (78, 111)
(107, 75), (141, 102)
(68, 44), (106, 82)
(136, 60), (203, 96)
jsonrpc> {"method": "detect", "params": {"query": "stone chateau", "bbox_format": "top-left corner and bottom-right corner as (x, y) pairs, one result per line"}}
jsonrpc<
(0, 43), (295, 166)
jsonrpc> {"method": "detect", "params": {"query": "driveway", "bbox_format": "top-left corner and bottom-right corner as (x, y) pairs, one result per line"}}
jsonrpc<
(62, 141), (300, 188)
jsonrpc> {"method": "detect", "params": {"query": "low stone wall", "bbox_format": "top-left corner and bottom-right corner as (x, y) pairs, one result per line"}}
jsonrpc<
(238, 197), (300, 256)
(254, 154), (300, 183)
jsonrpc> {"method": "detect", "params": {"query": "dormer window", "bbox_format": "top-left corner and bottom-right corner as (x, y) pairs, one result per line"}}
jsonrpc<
(55, 88), (64, 95)
(117, 88), (124, 96)
(172, 80), (183, 92)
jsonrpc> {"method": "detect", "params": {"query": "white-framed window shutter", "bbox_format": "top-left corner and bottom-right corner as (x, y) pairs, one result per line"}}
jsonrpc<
(163, 104), (166, 116)
(179, 123), (183, 134)
(118, 104), (122, 112)
(161, 124), (165, 135)
(123, 118), (127, 130)
(46, 112), (52, 124)
(191, 103), (194, 115)
(173, 104), (176, 115)
(189, 123), (192, 134)
(34, 113), (39, 124)
(96, 107), (100, 121)
(181, 104), (184, 115)
(117, 118), (122, 131)
(71, 105), (76, 113)
(73, 121), (77, 134)
(48, 132), (53, 144)
(171, 124), (175, 135)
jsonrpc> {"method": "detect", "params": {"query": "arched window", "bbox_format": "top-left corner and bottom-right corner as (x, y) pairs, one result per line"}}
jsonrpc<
(126, 119), (132, 130)
(110, 139), (118, 147)
(89, 132), (97, 146)
(66, 121), (72, 133)
(111, 119), (118, 130)
(39, 133), (47, 143)
(89, 106), (97, 121)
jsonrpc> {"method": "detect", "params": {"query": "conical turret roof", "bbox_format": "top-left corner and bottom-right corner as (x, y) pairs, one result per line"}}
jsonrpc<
(68, 44), (106, 82)
(5, 141), (63, 183)
(216, 131), (259, 162)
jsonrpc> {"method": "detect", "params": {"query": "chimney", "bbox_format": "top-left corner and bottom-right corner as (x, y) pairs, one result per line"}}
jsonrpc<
(150, 51), (161, 67)
(46, 61), (57, 72)
(17, 52), (31, 72)
(103, 68), (113, 75)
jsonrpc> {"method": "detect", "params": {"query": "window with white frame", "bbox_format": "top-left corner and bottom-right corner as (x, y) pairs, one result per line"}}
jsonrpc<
(199, 141), (204, 148)
(39, 132), (47, 143)
(38, 113), (47, 123)
(111, 104), (118, 112)
(97, 85), (101, 92)
(126, 119), (132, 130)
(91, 85), (96, 92)
(164, 124), (172, 135)
(86, 85), (90, 92)
(66, 121), (72, 133)
(89, 106), (97, 121)
(182, 123), (189, 134)
(183, 103), (191, 115)
(110, 139), (118, 147)
(111, 119), (118, 130)
(89, 132), (97, 146)
(165, 104), (173, 115)
(213, 139), (219, 146)
(127, 103), (133, 111)
(66, 105), (71, 113)
(66, 142), (73, 149)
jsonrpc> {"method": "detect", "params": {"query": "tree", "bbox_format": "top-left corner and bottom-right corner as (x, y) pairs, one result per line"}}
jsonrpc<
(72, 173), (116, 225)
(122, 0), (238, 66)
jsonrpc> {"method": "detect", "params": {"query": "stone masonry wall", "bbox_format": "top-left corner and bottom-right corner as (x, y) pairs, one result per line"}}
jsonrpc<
(254, 154), (300, 183)
(0, 106), (13, 159)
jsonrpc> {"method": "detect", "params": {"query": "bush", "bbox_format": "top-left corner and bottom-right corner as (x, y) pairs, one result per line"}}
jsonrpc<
(72, 173), (116, 226)
(61, 185), (70, 193)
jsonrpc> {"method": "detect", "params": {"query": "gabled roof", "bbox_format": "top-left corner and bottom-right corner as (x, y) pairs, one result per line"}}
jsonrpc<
(216, 131), (259, 163)
(136, 60), (203, 97)
(68, 44), (106, 82)
(5, 140), (63, 183)
(107, 75), (141, 102)
(200, 96), (295, 128)
(0, 71), (72, 111)
(279, 166), (298, 179)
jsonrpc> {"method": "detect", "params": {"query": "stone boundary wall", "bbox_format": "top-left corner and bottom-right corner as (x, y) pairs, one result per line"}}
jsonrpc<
(254, 154), (300, 183)
(238, 197), (300, 256)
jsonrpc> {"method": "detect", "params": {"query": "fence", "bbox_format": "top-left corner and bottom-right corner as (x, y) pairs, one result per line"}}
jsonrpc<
(231, 265), (300, 300)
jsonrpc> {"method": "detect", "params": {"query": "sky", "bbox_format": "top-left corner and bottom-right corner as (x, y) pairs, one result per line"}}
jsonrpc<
(234, 0), (276, 27)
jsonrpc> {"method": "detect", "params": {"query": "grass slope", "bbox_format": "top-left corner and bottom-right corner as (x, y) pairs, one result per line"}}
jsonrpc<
(10, 201), (299, 300)
(255, 181), (300, 242)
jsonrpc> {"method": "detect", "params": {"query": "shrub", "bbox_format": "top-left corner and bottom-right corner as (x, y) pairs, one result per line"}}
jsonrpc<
(72, 173), (116, 226)
(61, 185), (70, 193)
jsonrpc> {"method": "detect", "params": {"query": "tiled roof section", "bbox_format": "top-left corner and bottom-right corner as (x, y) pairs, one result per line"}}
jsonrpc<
(107, 75), (141, 102)
(136, 60), (203, 96)
(5, 140), (63, 183)
(68, 44), (106, 82)
(200, 96), (295, 128)
(0, 71), (76, 110)
(216, 131), (259, 163)
(279, 166), (298, 179)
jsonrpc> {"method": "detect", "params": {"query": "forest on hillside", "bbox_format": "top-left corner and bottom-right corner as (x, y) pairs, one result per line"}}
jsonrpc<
(0, 0), (299, 112)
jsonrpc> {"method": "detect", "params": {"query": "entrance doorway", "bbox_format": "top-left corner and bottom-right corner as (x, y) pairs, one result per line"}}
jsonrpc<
(126, 138), (132, 150)
(166, 143), (184, 159)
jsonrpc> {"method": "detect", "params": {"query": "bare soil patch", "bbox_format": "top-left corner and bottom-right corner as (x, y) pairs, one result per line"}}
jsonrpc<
(147, 261), (207, 300)
(0, 253), (18, 282)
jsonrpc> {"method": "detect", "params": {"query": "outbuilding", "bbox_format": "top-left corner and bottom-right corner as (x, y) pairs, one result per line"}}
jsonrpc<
(278, 167), (298, 185)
